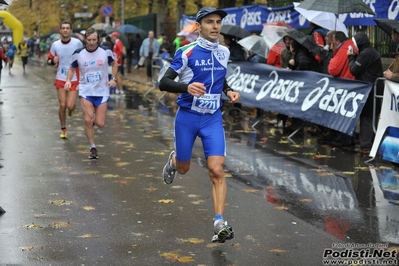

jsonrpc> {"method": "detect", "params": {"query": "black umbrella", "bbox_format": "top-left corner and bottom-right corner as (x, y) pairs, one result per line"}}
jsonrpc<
(374, 19), (399, 36)
(221, 24), (251, 40)
(285, 28), (322, 56)
(0, 0), (8, 5)
(297, 0), (376, 16)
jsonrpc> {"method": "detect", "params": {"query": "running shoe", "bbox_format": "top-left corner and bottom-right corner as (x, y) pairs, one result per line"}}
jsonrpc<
(88, 147), (98, 159)
(60, 129), (67, 139)
(163, 151), (177, 184)
(211, 220), (234, 243)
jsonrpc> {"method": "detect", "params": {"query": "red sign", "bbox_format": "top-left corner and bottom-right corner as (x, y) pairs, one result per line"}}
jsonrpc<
(101, 4), (114, 17)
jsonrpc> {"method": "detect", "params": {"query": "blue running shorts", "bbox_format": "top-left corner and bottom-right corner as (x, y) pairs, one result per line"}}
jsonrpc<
(174, 108), (226, 162)
(81, 96), (110, 108)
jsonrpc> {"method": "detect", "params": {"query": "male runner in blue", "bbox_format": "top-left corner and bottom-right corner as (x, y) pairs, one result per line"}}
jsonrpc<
(159, 7), (240, 243)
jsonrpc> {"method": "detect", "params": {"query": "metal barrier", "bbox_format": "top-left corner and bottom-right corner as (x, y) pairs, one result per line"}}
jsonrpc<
(365, 77), (386, 164)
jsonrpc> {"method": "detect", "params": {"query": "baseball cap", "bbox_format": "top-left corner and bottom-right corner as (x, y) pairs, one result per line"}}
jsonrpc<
(196, 7), (227, 22)
(109, 32), (119, 37)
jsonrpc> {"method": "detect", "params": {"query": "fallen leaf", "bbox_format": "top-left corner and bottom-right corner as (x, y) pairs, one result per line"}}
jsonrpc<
(115, 180), (130, 185)
(20, 246), (34, 251)
(158, 199), (174, 203)
(243, 189), (259, 193)
(83, 206), (96, 211)
(22, 223), (43, 229)
(177, 238), (205, 244)
(300, 198), (313, 203)
(274, 205), (289, 210)
(102, 174), (119, 178)
(77, 234), (100, 238)
(313, 154), (335, 159)
(87, 170), (100, 174)
(160, 252), (195, 262)
(144, 187), (158, 191)
(52, 221), (72, 228)
(50, 199), (73, 206)
(269, 248), (287, 253)
(116, 162), (130, 167)
(191, 200), (204, 204)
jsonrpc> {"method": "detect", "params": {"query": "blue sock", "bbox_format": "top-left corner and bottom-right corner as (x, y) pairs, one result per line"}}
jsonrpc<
(214, 214), (224, 221)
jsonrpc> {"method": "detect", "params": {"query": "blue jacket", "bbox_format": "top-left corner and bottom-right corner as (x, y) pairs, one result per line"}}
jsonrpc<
(139, 37), (160, 57)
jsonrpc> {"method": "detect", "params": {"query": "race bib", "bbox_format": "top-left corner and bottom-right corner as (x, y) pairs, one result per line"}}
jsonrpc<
(85, 72), (102, 83)
(191, 93), (220, 114)
(21, 49), (27, 54)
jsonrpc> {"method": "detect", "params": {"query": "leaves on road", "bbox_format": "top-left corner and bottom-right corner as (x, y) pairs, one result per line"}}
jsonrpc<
(161, 252), (195, 262)
(50, 199), (73, 206)
(83, 206), (96, 211)
(52, 221), (72, 228)
(274, 205), (289, 210)
(269, 248), (287, 253)
(176, 238), (205, 244)
(77, 234), (100, 238)
(20, 246), (34, 251)
(22, 223), (43, 229)
(158, 199), (174, 203)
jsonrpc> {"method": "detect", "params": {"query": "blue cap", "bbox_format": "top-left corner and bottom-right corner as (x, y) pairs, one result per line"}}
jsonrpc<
(196, 7), (227, 22)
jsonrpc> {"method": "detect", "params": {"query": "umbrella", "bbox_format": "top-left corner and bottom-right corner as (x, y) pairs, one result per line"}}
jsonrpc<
(293, 2), (348, 36)
(117, 24), (146, 36)
(374, 19), (399, 36)
(221, 24), (251, 39)
(285, 28), (322, 56)
(297, 0), (376, 16)
(0, 0), (8, 5)
(260, 22), (291, 56)
(104, 28), (129, 47)
(238, 35), (267, 57)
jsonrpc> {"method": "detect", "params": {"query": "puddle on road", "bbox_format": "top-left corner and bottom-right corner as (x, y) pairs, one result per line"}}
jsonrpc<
(109, 86), (399, 246)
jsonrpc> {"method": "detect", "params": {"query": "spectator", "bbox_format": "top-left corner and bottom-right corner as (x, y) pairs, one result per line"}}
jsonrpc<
(309, 22), (327, 64)
(319, 30), (336, 74)
(328, 31), (355, 79)
(222, 35), (245, 62)
(281, 35), (294, 69)
(276, 35), (294, 128)
(133, 33), (142, 69)
(139, 30), (160, 84)
(288, 38), (322, 72)
(348, 31), (383, 154)
(383, 28), (399, 82)
(327, 31), (356, 147)
(126, 34), (134, 73)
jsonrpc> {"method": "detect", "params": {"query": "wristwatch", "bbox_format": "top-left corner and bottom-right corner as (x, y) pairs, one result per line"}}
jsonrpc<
(112, 77), (117, 81)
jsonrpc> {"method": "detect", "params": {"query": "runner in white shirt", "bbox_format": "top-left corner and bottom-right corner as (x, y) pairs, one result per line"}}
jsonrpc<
(47, 21), (83, 139)
(64, 27), (118, 159)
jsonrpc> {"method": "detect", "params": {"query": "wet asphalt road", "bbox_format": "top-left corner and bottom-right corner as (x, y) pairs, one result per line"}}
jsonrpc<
(0, 59), (399, 266)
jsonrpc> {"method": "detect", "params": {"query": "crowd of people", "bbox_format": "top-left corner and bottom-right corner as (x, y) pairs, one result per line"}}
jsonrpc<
(212, 22), (399, 155)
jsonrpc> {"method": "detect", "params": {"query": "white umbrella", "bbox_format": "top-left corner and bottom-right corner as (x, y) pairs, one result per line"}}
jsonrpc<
(260, 22), (291, 56)
(238, 35), (268, 57)
(294, 2), (348, 36)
